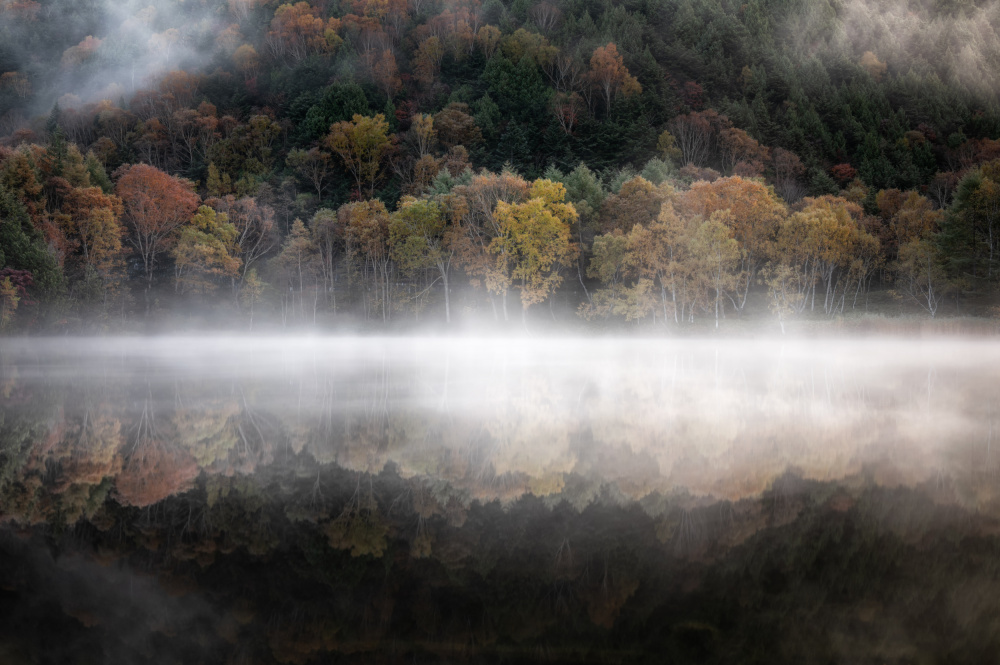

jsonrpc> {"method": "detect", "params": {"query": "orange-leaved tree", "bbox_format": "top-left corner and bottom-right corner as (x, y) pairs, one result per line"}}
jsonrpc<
(114, 163), (199, 300)
(266, 2), (342, 64)
(373, 48), (402, 98)
(598, 176), (673, 234)
(62, 185), (125, 282)
(680, 176), (787, 313)
(772, 196), (877, 316)
(344, 199), (393, 321)
(588, 43), (641, 114)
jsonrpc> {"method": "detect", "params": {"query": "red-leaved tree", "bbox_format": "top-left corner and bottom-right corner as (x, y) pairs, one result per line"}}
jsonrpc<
(114, 164), (200, 300)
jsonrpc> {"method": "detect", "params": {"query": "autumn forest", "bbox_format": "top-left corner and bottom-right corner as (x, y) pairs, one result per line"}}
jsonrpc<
(2, 0), (1000, 331)
(7, 2), (1000, 659)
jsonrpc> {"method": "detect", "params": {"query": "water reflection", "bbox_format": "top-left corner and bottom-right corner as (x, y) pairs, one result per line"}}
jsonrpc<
(1, 336), (999, 663)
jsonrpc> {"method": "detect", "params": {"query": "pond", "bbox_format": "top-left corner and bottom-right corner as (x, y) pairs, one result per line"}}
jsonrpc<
(1, 336), (999, 664)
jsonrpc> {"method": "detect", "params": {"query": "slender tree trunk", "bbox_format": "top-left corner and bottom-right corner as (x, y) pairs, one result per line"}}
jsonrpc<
(297, 255), (304, 319)
(715, 278), (720, 329)
(380, 259), (388, 324)
(435, 258), (452, 325)
(578, 263), (591, 303)
(824, 268), (833, 315)
(441, 270), (450, 324)
(738, 265), (752, 312)
(672, 282), (679, 324)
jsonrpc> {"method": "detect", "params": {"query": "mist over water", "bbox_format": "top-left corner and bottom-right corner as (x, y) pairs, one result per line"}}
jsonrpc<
(7, 335), (997, 501)
(5, 0), (1000, 657)
(2, 335), (1000, 663)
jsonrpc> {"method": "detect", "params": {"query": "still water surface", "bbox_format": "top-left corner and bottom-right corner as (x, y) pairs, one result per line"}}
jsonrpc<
(1, 336), (999, 664)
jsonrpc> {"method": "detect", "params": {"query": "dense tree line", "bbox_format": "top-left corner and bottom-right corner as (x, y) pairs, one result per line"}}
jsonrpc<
(1, 0), (1000, 330)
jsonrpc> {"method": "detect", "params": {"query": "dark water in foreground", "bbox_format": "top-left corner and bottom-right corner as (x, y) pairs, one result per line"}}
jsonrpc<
(1, 336), (999, 664)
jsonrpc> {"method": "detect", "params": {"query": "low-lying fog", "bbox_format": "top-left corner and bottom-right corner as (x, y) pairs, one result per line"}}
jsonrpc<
(4, 335), (997, 509)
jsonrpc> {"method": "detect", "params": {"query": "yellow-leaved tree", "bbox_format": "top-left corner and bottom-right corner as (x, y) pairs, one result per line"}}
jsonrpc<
(325, 114), (390, 199)
(172, 205), (241, 294)
(490, 179), (578, 321)
(389, 196), (456, 323)
(688, 211), (740, 329)
(769, 196), (879, 321)
(450, 169), (529, 321)
(626, 203), (698, 324)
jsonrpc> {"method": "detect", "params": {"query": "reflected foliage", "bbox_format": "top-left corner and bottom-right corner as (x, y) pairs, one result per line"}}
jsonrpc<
(1, 338), (1000, 662)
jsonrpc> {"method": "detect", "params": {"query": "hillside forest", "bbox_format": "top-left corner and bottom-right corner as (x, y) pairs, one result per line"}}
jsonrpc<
(3, 0), (1000, 331)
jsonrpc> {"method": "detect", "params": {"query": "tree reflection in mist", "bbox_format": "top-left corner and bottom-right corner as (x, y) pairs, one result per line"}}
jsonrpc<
(2, 336), (1000, 662)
